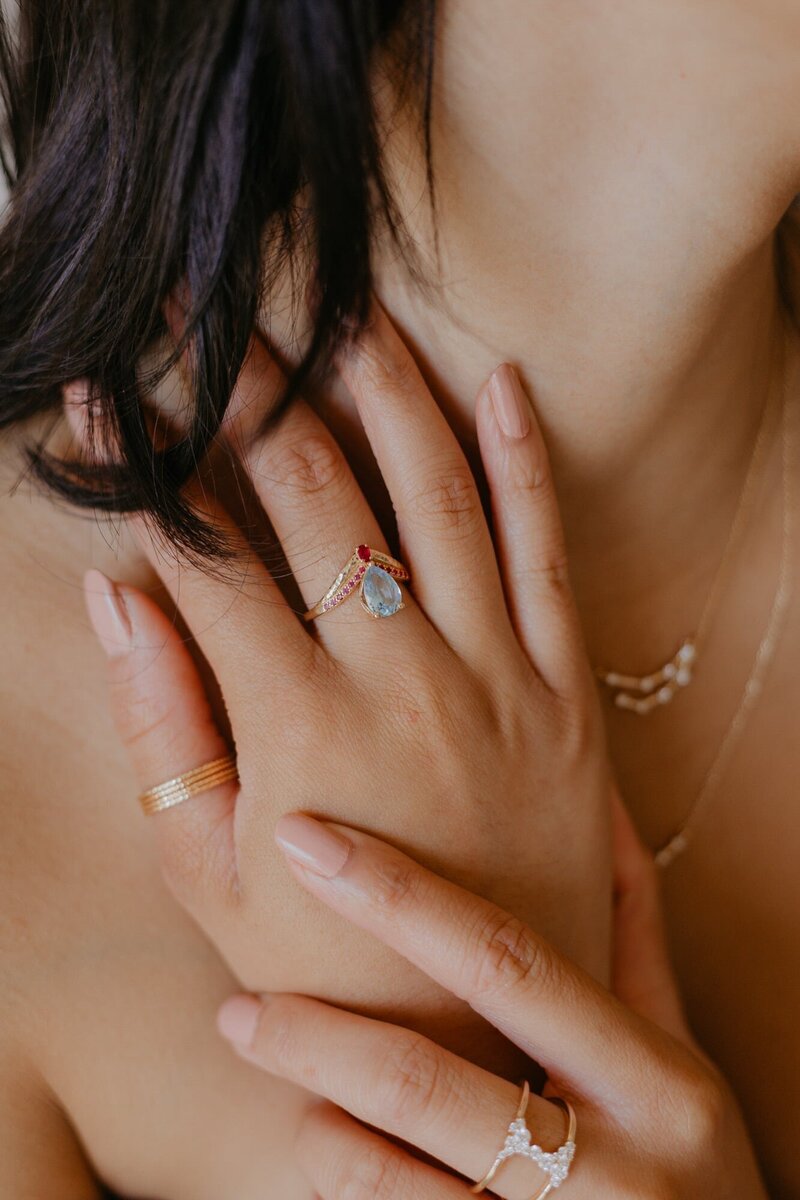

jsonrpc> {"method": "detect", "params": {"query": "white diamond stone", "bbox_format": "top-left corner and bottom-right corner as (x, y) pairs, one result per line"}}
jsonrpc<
(491, 1116), (575, 1189)
(361, 564), (403, 617)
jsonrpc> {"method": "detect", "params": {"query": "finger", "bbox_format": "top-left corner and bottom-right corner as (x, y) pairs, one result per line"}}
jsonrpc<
(216, 993), (564, 1194)
(131, 496), (316, 710)
(296, 1103), (466, 1200)
(273, 813), (669, 1107)
(475, 365), (590, 696)
(63, 379), (314, 707)
(611, 787), (693, 1045)
(83, 569), (236, 905)
(338, 304), (515, 661)
(227, 338), (427, 651)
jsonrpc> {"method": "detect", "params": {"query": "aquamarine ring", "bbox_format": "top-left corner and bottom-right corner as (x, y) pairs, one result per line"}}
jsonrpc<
(303, 544), (410, 622)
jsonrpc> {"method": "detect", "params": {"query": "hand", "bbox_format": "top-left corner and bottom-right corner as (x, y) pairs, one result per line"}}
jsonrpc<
(215, 814), (767, 1200)
(82, 305), (614, 1066)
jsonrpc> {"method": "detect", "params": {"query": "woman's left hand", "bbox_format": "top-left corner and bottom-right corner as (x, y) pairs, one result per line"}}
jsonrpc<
(216, 811), (766, 1199)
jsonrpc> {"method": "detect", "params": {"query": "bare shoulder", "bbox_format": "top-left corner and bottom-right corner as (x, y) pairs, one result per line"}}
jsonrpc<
(0, 476), (152, 1190)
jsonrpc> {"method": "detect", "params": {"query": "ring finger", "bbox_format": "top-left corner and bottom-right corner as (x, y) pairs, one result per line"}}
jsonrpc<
(219, 992), (571, 1199)
(228, 338), (428, 654)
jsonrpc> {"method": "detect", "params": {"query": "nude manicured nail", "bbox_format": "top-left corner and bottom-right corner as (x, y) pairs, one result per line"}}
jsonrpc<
(83, 569), (133, 657)
(217, 995), (263, 1049)
(489, 363), (531, 439)
(275, 813), (353, 878)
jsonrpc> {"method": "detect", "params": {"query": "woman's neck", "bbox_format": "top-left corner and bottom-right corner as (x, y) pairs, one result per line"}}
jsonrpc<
(376, 238), (787, 673)
(366, 0), (800, 669)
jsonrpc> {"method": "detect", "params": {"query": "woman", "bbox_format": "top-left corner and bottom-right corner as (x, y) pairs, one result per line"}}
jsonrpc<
(0, 1), (797, 1196)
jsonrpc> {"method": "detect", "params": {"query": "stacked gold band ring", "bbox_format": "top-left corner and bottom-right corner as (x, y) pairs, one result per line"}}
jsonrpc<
(304, 544), (410, 621)
(472, 1081), (577, 1199)
(139, 754), (239, 816)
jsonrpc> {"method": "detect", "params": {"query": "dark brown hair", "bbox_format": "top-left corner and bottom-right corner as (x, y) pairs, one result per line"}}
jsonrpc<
(0, 0), (435, 555)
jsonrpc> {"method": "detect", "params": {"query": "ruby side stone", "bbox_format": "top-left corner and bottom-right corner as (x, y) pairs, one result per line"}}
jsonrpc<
(356, 544), (371, 562)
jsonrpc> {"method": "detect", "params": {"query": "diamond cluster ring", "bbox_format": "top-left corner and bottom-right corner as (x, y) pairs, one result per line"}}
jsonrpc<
(303, 544), (410, 621)
(471, 1081), (577, 1200)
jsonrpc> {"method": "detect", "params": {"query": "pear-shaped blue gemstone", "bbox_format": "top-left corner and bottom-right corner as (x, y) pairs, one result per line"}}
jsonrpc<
(361, 564), (403, 617)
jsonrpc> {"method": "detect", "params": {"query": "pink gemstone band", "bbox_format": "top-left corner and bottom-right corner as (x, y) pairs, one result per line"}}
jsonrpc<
(303, 545), (410, 622)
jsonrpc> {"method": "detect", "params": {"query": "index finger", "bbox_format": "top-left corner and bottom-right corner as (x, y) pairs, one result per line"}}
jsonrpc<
(272, 813), (661, 1106)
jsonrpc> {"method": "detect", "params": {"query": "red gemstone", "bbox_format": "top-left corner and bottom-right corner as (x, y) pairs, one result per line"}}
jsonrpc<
(357, 544), (371, 562)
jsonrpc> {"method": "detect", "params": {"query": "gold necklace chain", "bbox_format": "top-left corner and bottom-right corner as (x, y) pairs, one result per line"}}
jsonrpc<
(594, 362), (784, 715)
(655, 345), (796, 868)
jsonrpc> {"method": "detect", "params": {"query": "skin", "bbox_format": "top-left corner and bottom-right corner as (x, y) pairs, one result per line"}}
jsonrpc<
(1, 0), (800, 1195)
(219, 813), (766, 1198)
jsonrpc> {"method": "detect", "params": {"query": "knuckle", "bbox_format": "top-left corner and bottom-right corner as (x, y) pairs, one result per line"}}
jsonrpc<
(523, 543), (572, 592)
(353, 338), (420, 403)
(385, 654), (462, 747)
(258, 434), (346, 502)
(364, 851), (421, 913)
(269, 661), (340, 757)
(340, 1143), (402, 1200)
(557, 691), (605, 763)
(275, 701), (326, 758)
(676, 1066), (731, 1152)
(112, 683), (179, 754)
(507, 446), (553, 497)
(258, 998), (311, 1079)
(157, 771), (237, 908)
(380, 1033), (445, 1125)
(468, 910), (555, 1001)
(408, 465), (481, 535)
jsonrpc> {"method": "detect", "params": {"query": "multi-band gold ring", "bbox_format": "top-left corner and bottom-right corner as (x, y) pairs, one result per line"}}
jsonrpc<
(138, 754), (239, 816)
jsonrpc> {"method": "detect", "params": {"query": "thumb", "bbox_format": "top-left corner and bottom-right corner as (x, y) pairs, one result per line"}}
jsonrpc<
(83, 569), (237, 908)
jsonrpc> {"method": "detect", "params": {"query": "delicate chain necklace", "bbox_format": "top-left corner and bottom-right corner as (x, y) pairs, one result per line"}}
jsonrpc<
(595, 368), (784, 715)
(654, 354), (796, 868)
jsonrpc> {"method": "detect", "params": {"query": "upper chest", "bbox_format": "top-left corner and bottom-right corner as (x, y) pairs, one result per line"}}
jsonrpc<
(1, 501), (799, 1198)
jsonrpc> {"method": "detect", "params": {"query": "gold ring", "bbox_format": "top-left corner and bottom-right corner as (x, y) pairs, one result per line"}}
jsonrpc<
(304, 544), (409, 621)
(139, 754), (239, 816)
(472, 1081), (577, 1198)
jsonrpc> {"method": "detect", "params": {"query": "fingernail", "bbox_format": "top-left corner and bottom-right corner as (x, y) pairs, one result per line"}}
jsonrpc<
(489, 363), (530, 439)
(83, 569), (133, 657)
(217, 995), (263, 1050)
(275, 813), (352, 879)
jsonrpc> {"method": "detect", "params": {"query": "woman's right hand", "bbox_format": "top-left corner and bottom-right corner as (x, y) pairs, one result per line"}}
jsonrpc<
(81, 306), (615, 1067)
